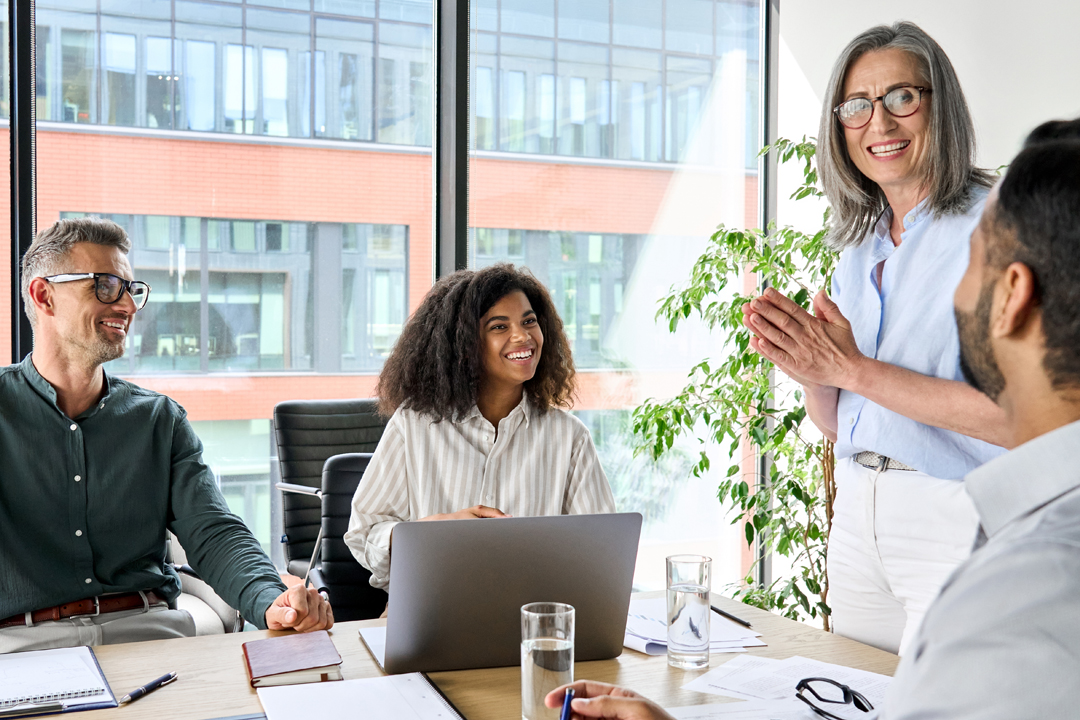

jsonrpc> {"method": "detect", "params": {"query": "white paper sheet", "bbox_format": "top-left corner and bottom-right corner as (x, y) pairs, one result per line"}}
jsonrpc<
(258, 673), (460, 720)
(683, 655), (890, 715)
(623, 633), (754, 656)
(624, 597), (764, 657)
(667, 699), (815, 719)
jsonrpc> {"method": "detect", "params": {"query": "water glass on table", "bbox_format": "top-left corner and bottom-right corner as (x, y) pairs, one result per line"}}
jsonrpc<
(666, 554), (711, 669)
(521, 602), (575, 720)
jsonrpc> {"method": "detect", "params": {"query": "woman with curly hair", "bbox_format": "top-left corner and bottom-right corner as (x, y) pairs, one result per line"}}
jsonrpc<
(344, 263), (616, 591)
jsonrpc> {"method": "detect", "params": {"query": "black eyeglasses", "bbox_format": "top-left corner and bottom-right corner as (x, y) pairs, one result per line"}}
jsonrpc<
(44, 272), (152, 310)
(833, 86), (930, 130)
(796, 677), (874, 720)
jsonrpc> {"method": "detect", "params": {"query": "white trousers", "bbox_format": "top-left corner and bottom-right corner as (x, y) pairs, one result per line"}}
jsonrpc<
(826, 457), (979, 656)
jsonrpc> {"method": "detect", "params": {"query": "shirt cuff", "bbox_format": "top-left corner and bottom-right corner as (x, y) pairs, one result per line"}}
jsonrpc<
(364, 521), (398, 590)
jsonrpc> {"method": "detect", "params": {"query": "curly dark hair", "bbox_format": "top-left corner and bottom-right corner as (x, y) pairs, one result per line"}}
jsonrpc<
(376, 263), (576, 420)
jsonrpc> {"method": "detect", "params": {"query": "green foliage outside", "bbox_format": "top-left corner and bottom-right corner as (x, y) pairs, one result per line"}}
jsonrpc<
(632, 137), (840, 628)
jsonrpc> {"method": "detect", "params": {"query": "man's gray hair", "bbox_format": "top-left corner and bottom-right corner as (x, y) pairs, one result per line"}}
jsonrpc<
(21, 217), (132, 326)
(817, 21), (995, 249)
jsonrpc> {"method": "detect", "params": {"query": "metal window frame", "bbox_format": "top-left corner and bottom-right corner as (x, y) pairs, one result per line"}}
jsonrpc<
(10, 0), (36, 363)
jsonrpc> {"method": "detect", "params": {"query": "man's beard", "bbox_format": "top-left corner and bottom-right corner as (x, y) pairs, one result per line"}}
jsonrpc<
(67, 322), (126, 367)
(955, 282), (1006, 402)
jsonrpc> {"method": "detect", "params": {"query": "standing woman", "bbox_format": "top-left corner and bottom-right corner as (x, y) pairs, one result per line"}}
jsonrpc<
(344, 263), (616, 592)
(742, 22), (1007, 655)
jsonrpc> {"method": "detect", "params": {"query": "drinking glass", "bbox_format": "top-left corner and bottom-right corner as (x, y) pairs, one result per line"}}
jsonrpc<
(521, 602), (575, 720)
(666, 554), (711, 669)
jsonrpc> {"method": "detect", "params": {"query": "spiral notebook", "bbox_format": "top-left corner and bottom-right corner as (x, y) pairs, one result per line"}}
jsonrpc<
(256, 672), (464, 720)
(0, 646), (117, 717)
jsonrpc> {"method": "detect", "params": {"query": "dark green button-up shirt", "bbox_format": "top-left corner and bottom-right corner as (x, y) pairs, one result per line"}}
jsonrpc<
(0, 355), (285, 627)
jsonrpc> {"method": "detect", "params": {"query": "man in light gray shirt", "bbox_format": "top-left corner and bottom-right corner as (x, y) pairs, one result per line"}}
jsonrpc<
(880, 118), (1080, 718)
(536, 119), (1080, 720)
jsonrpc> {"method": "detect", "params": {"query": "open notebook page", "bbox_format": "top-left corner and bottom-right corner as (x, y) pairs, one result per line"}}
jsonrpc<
(0, 646), (115, 710)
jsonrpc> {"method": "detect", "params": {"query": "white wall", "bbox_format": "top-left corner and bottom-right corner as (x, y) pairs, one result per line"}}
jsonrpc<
(778, 0), (1080, 200)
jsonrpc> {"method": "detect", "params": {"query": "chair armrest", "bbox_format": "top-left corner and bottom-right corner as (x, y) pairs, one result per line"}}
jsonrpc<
(176, 570), (244, 633)
(306, 565), (328, 594)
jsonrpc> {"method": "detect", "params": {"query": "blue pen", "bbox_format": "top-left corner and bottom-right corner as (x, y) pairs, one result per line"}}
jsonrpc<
(559, 687), (575, 720)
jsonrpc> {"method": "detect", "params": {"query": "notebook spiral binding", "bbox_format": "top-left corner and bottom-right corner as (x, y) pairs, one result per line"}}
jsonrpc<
(420, 674), (467, 720)
(0, 687), (104, 709)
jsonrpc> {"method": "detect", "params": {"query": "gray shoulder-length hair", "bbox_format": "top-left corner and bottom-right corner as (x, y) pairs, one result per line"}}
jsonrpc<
(817, 21), (995, 249)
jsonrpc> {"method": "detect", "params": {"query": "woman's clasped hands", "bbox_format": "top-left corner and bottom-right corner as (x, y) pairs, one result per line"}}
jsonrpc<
(741, 287), (865, 389)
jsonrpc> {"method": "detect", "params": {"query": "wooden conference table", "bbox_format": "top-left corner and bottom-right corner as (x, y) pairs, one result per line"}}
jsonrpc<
(81, 594), (899, 720)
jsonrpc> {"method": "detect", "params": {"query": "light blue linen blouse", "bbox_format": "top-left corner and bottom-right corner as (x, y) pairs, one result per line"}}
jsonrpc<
(831, 187), (1006, 480)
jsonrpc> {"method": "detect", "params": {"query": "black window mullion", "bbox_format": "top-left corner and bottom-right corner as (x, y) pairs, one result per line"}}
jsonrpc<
(433, 0), (470, 278)
(10, 0), (36, 363)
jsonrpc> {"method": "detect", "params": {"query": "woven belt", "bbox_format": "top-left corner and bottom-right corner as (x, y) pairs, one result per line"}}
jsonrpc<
(0, 590), (167, 630)
(854, 451), (915, 472)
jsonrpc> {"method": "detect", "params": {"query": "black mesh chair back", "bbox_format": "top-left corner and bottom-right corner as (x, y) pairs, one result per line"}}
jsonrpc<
(321, 453), (388, 620)
(273, 399), (386, 577)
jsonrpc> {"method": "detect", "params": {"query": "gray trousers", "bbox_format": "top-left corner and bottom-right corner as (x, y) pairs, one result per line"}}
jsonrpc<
(0, 595), (195, 654)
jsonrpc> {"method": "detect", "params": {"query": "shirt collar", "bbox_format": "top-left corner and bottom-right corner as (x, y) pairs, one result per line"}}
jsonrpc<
(965, 419), (1080, 537)
(20, 353), (117, 420)
(460, 393), (532, 427)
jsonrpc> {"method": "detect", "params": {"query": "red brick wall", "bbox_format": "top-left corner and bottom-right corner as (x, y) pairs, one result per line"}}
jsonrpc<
(17, 128), (759, 420)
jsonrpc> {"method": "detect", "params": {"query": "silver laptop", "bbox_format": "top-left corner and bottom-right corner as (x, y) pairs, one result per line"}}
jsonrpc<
(380, 512), (642, 674)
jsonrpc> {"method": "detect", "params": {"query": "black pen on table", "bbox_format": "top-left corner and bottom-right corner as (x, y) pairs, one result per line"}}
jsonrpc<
(119, 672), (178, 705)
(711, 604), (752, 629)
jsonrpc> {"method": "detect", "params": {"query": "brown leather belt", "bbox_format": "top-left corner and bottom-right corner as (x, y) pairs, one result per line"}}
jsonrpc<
(0, 591), (167, 630)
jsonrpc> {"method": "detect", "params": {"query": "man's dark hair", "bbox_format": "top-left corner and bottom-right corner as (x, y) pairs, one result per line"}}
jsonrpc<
(989, 117), (1080, 390)
(375, 263), (575, 419)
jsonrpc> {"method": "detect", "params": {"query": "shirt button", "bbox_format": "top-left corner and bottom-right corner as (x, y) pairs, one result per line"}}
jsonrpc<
(99, 402), (105, 409)
(70, 423), (77, 431)
(849, 417), (855, 425)
(74, 475), (82, 482)
(75, 530), (83, 537)
(84, 578), (92, 584)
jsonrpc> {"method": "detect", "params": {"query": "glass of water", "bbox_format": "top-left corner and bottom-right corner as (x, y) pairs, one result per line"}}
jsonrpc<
(521, 602), (574, 720)
(666, 554), (711, 669)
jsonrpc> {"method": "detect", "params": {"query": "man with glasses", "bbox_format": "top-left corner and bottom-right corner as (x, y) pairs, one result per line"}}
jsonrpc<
(0, 217), (332, 653)
(544, 120), (1080, 719)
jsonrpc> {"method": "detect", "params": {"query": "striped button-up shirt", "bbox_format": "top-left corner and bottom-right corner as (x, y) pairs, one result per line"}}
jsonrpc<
(344, 396), (616, 590)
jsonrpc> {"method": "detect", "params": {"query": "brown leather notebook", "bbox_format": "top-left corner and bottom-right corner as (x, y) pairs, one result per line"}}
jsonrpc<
(242, 630), (344, 688)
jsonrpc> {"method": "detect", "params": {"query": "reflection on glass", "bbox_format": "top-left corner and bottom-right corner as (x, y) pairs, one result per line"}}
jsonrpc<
(183, 40), (216, 130)
(316, 17), (374, 140)
(61, 28), (95, 123)
(613, 0), (662, 49)
(145, 36), (173, 128)
(377, 23), (431, 145)
(60, 212), (408, 375)
(224, 44), (255, 132)
(501, 0), (554, 37)
(262, 47), (289, 136)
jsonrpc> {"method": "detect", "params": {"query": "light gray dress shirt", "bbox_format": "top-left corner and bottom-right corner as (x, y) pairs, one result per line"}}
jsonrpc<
(882, 418), (1080, 718)
(344, 395), (617, 590)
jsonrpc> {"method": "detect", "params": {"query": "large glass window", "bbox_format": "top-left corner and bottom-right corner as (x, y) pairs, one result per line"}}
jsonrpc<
(469, 0), (762, 590)
(36, 0), (432, 555)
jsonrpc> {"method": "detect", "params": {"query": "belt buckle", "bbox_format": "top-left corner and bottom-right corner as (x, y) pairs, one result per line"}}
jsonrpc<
(877, 455), (888, 472)
(72, 596), (101, 619)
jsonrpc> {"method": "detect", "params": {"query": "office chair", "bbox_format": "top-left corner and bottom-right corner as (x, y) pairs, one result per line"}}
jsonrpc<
(272, 399), (387, 577)
(277, 453), (387, 620)
(167, 532), (244, 634)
